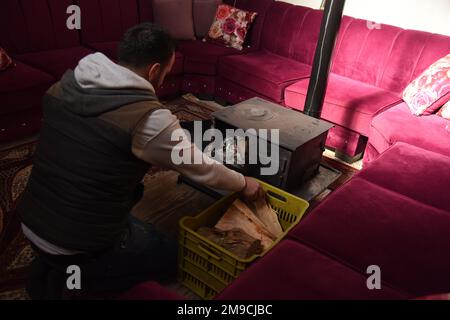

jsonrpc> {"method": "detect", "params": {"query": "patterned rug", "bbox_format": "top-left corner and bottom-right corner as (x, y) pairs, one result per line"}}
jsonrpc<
(0, 142), (36, 300)
(0, 95), (218, 300)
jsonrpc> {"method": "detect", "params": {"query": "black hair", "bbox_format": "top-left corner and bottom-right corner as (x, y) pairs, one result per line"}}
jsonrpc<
(118, 23), (176, 68)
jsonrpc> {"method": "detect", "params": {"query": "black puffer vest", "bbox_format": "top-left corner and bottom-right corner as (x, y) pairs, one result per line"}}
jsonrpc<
(18, 71), (160, 252)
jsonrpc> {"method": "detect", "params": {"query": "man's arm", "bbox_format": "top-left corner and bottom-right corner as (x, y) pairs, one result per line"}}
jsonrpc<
(132, 109), (249, 193)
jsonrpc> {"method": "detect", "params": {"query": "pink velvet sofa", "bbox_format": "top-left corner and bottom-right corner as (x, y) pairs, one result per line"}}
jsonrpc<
(0, 0), (272, 141)
(218, 1), (450, 159)
(284, 15), (450, 158)
(1, 0), (449, 163)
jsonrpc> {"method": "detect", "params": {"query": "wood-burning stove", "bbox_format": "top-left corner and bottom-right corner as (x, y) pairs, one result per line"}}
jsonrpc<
(212, 98), (333, 192)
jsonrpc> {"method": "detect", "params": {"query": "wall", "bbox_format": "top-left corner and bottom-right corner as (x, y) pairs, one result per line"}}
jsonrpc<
(279, 0), (450, 36)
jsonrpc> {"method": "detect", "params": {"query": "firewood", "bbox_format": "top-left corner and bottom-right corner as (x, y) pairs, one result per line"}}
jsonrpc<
(215, 199), (275, 250)
(197, 227), (264, 259)
(249, 196), (284, 238)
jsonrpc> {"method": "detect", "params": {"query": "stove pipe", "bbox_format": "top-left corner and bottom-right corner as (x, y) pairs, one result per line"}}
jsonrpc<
(304, 0), (346, 119)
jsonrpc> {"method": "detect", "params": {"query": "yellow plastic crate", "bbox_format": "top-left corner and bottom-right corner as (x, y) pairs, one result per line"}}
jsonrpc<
(178, 180), (309, 299)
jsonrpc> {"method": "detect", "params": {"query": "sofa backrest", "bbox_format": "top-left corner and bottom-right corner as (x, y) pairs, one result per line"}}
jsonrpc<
(289, 9), (324, 66)
(379, 31), (450, 93)
(137, 0), (154, 23)
(332, 17), (450, 93)
(260, 2), (322, 66)
(0, 0), (81, 54)
(77, 0), (141, 44)
(223, 0), (273, 50)
(331, 17), (402, 90)
(260, 1), (296, 55)
(258, 1), (450, 94)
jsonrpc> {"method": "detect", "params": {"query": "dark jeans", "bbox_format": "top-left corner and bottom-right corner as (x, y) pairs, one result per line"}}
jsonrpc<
(27, 216), (178, 299)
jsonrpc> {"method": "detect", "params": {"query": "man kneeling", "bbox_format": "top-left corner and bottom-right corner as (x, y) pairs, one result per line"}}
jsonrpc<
(18, 23), (260, 299)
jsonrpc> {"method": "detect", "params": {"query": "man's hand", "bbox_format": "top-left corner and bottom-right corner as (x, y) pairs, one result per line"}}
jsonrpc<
(241, 177), (263, 202)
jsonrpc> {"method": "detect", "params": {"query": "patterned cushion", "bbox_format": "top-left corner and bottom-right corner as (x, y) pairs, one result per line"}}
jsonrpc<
(205, 4), (257, 51)
(153, 0), (196, 40)
(0, 47), (14, 71)
(437, 101), (450, 120)
(402, 54), (450, 116)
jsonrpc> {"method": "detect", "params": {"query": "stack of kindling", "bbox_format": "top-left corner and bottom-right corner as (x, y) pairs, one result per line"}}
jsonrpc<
(198, 197), (283, 259)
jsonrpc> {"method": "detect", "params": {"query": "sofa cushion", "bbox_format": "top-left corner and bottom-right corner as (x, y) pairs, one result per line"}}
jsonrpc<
(194, 0), (222, 38)
(153, 0), (196, 40)
(285, 73), (401, 136)
(331, 19), (450, 94)
(87, 42), (120, 60)
(219, 51), (312, 102)
(217, 240), (408, 300)
(215, 76), (272, 104)
(0, 0), (81, 54)
(359, 143), (450, 213)
(77, 0), (140, 44)
(0, 61), (54, 115)
(362, 142), (381, 164)
(15, 47), (94, 78)
(380, 32), (450, 94)
(170, 52), (184, 76)
(259, 1), (296, 56)
(289, 174), (450, 296)
(0, 107), (43, 142)
(259, 3), (322, 66)
(178, 40), (240, 75)
(331, 18), (403, 90)
(137, 0), (154, 22)
(182, 74), (216, 95)
(369, 102), (450, 158)
(438, 101), (450, 120)
(0, 47), (14, 71)
(157, 75), (182, 98)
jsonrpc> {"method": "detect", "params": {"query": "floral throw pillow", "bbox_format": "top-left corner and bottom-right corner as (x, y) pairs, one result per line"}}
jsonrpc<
(205, 4), (257, 51)
(437, 100), (450, 120)
(0, 47), (14, 71)
(403, 54), (450, 116)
